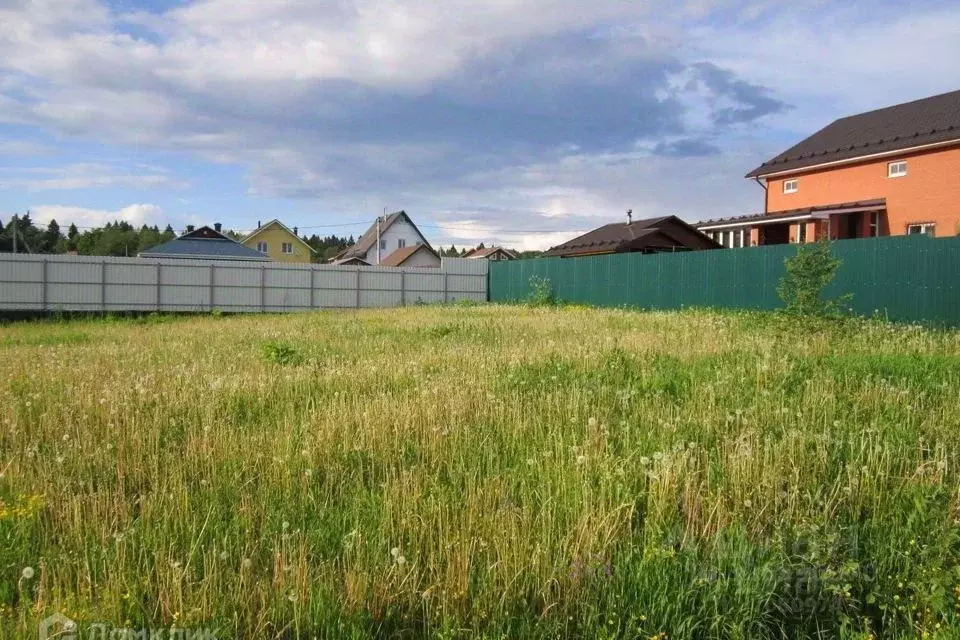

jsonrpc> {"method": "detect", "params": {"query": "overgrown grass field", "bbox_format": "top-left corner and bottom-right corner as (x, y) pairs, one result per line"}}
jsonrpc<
(2, 306), (960, 638)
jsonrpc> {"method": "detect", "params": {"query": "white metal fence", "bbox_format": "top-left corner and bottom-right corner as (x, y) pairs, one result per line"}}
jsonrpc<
(0, 254), (488, 313)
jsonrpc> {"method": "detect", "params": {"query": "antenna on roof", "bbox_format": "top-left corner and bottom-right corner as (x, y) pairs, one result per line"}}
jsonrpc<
(627, 209), (633, 225)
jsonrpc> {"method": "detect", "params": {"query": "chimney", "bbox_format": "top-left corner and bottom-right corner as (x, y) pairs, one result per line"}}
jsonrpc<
(293, 226), (298, 235)
(214, 222), (222, 232)
(186, 224), (195, 233)
(626, 209), (633, 225)
(257, 220), (261, 229)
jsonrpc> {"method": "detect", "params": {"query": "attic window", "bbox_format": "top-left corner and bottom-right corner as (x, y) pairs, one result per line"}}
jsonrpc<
(888, 161), (908, 178)
(256, 241), (268, 253)
(783, 179), (798, 194)
(282, 242), (293, 254)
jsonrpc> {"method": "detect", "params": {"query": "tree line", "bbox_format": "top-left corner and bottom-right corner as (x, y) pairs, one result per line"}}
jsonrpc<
(0, 213), (539, 260)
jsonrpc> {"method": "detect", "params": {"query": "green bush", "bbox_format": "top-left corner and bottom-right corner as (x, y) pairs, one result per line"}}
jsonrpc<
(260, 340), (302, 366)
(527, 275), (555, 306)
(778, 239), (852, 317)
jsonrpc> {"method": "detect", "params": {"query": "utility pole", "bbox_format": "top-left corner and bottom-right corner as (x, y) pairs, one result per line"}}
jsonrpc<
(376, 214), (382, 264)
(11, 217), (16, 254)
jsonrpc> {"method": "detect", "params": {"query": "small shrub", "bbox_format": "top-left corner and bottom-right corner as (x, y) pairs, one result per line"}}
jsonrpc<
(527, 275), (555, 306)
(260, 340), (302, 366)
(777, 239), (852, 318)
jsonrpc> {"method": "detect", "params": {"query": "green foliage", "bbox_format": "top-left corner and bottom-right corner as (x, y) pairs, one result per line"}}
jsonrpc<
(6, 307), (960, 638)
(526, 275), (555, 306)
(260, 340), (302, 365)
(778, 239), (852, 317)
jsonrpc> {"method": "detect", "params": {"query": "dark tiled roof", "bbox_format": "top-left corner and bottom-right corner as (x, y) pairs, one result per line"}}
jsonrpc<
(380, 243), (439, 267)
(342, 211), (431, 259)
(140, 226), (268, 261)
(746, 89), (960, 178)
(544, 216), (719, 257)
(695, 199), (887, 229)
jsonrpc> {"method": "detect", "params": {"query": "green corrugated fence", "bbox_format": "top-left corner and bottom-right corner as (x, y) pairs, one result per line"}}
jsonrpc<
(489, 235), (960, 325)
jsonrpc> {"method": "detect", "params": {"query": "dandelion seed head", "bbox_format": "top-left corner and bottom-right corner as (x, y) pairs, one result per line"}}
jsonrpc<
(21, 566), (35, 580)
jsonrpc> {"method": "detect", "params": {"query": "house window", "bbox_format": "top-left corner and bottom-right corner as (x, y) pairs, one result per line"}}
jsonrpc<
(869, 212), (880, 237)
(282, 242), (293, 254)
(398, 238), (406, 249)
(888, 161), (908, 178)
(379, 239), (386, 250)
(717, 231), (726, 248)
(783, 179), (798, 194)
(907, 222), (935, 237)
(256, 241), (268, 253)
(793, 222), (808, 244)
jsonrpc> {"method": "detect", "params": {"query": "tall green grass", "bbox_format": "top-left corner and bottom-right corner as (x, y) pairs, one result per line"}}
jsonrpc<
(1, 306), (959, 638)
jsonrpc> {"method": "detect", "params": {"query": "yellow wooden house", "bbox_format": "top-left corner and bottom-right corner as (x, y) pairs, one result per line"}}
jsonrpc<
(242, 219), (315, 263)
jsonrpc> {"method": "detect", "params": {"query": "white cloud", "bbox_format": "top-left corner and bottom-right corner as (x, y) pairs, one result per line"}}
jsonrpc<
(0, 139), (53, 156)
(31, 203), (164, 228)
(0, 163), (187, 191)
(1, 0), (958, 253)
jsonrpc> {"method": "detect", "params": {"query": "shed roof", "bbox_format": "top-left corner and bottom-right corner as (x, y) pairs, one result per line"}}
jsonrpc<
(695, 199), (887, 230)
(380, 243), (440, 267)
(746, 89), (960, 178)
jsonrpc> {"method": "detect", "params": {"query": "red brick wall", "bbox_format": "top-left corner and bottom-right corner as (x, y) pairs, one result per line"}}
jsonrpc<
(765, 144), (960, 237)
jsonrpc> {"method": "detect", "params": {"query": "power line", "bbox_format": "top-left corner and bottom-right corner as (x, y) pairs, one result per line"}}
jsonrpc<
(45, 219), (589, 235)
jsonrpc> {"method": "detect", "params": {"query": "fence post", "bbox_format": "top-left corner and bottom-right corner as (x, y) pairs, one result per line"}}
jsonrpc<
(355, 268), (361, 308)
(400, 270), (406, 306)
(156, 263), (162, 311)
(310, 267), (316, 309)
(40, 258), (47, 311)
(443, 271), (449, 303)
(209, 264), (215, 311)
(260, 266), (266, 313)
(101, 260), (107, 314)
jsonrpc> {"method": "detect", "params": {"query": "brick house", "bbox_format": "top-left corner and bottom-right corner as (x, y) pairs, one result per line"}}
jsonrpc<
(697, 89), (960, 246)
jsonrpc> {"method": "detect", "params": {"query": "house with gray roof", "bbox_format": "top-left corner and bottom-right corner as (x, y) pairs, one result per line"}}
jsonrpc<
(139, 224), (268, 261)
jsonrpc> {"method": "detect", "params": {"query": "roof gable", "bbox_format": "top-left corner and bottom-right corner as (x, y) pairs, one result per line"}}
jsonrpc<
(242, 220), (315, 253)
(465, 246), (517, 259)
(747, 89), (960, 178)
(544, 216), (719, 257)
(343, 211), (431, 259)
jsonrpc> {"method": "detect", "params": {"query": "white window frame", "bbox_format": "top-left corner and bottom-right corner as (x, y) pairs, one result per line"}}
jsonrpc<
(907, 222), (935, 237)
(869, 212), (880, 237)
(793, 222), (808, 244)
(281, 242), (293, 254)
(256, 241), (268, 253)
(783, 179), (798, 194)
(887, 161), (908, 178)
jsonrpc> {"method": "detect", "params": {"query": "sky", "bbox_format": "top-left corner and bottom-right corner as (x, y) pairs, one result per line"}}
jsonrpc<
(0, 0), (958, 251)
